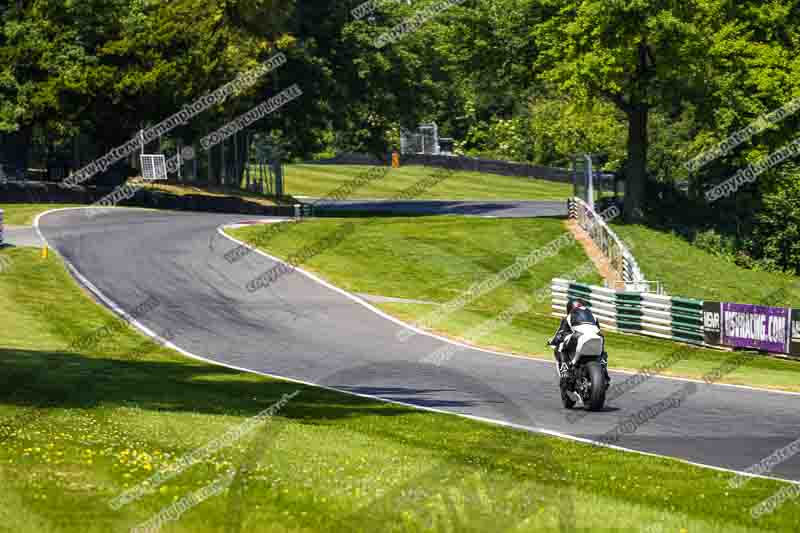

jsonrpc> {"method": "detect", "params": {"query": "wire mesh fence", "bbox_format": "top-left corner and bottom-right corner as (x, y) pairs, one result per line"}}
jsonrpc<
(400, 123), (440, 155)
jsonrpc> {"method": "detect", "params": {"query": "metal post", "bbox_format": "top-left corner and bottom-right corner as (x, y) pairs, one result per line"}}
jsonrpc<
(585, 154), (595, 211)
(245, 133), (251, 191)
(572, 156), (577, 198)
(207, 139), (212, 184)
(177, 140), (182, 181)
(233, 132), (239, 189)
(274, 159), (284, 197)
(221, 140), (226, 186)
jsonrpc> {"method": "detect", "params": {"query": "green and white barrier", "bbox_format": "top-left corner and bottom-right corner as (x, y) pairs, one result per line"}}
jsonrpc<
(294, 204), (314, 218)
(551, 279), (705, 346)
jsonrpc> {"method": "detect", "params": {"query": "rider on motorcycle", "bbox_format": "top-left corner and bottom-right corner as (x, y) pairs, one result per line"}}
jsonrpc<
(549, 299), (603, 385)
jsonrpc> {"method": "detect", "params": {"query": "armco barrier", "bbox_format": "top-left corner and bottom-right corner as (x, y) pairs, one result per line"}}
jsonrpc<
(293, 204), (314, 218)
(567, 196), (658, 292)
(551, 279), (705, 346)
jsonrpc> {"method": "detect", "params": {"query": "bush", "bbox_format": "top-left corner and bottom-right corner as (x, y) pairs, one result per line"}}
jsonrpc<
(749, 169), (800, 275)
(689, 229), (785, 274)
(693, 229), (734, 258)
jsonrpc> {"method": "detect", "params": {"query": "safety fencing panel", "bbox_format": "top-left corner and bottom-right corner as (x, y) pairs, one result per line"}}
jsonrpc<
(551, 279), (705, 346)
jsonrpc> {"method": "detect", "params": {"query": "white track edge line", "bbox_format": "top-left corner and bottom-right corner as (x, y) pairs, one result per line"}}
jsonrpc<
(31, 207), (800, 487)
(218, 224), (800, 398)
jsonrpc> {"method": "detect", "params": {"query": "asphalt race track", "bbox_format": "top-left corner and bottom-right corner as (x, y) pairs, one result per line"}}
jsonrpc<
(39, 208), (800, 482)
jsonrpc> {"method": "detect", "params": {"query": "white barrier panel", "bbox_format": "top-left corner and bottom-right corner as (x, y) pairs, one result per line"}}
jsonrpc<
(551, 278), (707, 346)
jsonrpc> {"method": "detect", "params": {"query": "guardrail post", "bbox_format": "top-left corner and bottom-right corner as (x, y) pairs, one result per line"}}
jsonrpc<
(585, 154), (595, 211)
(570, 196), (659, 294)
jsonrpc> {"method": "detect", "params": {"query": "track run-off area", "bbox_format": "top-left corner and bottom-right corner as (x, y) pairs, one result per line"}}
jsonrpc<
(37, 207), (800, 484)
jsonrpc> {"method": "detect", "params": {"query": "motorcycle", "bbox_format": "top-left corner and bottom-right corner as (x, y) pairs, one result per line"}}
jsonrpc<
(549, 325), (610, 411)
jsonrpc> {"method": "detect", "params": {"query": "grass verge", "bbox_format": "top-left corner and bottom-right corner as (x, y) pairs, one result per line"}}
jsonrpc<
(1, 242), (799, 531)
(228, 217), (800, 392)
(0, 204), (85, 226)
(0, 183), (285, 228)
(283, 164), (572, 201)
(611, 223), (800, 306)
(144, 181), (290, 206)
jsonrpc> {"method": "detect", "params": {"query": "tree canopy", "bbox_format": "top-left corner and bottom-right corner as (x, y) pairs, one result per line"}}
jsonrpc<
(2, 0), (800, 272)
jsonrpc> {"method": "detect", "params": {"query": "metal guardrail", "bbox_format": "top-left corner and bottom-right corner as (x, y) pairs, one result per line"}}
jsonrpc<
(568, 196), (662, 294)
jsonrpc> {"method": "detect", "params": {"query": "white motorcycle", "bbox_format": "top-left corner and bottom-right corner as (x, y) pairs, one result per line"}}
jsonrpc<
(550, 324), (610, 411)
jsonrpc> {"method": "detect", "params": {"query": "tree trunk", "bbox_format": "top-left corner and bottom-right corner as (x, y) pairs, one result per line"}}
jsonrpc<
(0, 125), (33, 179)
(624, 104), (648, 221)
(206, 130), (212, 185)
(221, 141), (226, 186)
(244, 133), (252, 191)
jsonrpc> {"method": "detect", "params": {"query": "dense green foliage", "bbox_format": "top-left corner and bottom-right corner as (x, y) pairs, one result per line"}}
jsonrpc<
(2, 0), (800, 272)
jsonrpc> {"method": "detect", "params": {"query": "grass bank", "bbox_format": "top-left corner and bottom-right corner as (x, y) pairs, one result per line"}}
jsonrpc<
(282, 164), (572, 201)
(1, 244), (798, 531)
(0, 183), (282, 228)
(611, 223), (800, 306)
(228, 217), (800, 392)
(0, 204), (85, 225)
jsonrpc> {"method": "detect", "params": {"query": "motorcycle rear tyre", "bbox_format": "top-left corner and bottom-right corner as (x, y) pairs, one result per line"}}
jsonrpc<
(585, 361), (607, 411)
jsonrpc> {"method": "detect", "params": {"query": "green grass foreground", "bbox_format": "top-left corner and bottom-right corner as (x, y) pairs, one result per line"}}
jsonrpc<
(282, 164), (572, 201)
(1, 237), (799, 531)
(0, 204), (85, 225)
(228, 217), (800, 392)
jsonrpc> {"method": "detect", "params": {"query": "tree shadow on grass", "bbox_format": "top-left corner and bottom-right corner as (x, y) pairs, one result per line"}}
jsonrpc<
(0, 347), (418, 424)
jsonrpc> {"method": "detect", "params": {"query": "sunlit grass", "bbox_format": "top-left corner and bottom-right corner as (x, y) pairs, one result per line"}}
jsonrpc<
(1, 239), (799, 531)
(0, 204), (84, 225)
(229, 217), (800, 392)
(282, 164), (572, 201)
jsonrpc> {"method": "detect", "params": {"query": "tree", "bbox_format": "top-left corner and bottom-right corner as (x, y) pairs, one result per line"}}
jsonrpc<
(534, 0), (717, 220)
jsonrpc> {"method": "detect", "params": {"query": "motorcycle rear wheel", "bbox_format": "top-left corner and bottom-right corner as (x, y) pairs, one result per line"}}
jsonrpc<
(584, 361), (607, 411)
